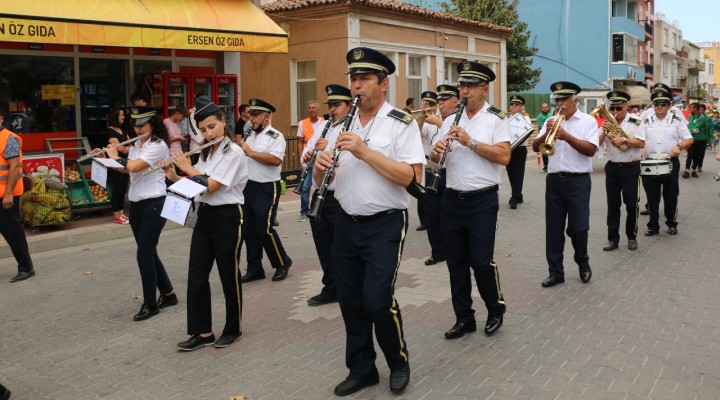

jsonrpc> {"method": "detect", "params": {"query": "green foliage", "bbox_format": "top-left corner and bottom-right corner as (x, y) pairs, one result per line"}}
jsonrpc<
(441, 0), (541, 92)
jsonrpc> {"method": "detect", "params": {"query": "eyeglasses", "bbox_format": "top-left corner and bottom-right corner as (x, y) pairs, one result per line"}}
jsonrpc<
(609, 106), (624, 112)
(653, 102), (670, 107)
(510, 103), (522, 107)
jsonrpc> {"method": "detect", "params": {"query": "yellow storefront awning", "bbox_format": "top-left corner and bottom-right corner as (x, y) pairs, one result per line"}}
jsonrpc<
(0, 0), (287, 53)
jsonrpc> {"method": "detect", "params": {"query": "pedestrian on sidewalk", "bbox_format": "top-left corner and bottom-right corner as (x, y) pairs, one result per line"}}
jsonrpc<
(0, 113), (35, 283)
(105, 107), (177, 321)
(105, 107), (130, 224)
(683, 103), (711, 177)
(296, 100), (325, 222)
(167, 96), (248, 351)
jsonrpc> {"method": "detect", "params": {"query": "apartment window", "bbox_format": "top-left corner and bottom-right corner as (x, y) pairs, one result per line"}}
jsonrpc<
(627, 1), (637, 21)
(672, 33), (677, 50)
(444, 60), (461, 83)
(663, 29), (669, 46)
(407, 55), (423, 103)
(612, 34), (638, 64)
(293, 60), (316, 124)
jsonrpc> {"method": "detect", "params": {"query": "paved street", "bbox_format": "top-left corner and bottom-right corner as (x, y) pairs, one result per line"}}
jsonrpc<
(2, 153), (720, 400)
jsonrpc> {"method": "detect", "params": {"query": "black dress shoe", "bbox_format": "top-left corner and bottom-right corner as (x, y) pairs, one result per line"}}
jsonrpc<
(667, 227), (678, 235)
(307, 293), (339, 306)
(416, 225), (427, 231)
(484, 314), (503, 335)
(509, 200), (517, 209)
(602, 241), (618, 251)
(272, 218), (279, 227)
(133, 304), (159, 321)
(177, 333), (215, 351)
(389, 363), (410, 394)
(0, 383), (10, 400)
(272, 257), (292, 281)
(444, 321), (477, 339)
(157, 292), (178, 309)
(424, 256), (446, 266)
(640, 210), (649, 216)
(644, 229), (659, 236)
(214, 333), (242, 348)
(10, 269), (35, 283)
(580, 267), (592, 283)
(628, 240), (638, 250)
(241, 271), (266, 283)
(334, 371), (380, 396)
(541, 275), (564, 287)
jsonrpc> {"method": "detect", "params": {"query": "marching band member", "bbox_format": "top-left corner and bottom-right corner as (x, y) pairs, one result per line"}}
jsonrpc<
(415, 90), (438, 231)
(506, 95), (532, 209)
(314, 47), (424, 396)
(431, 61), (510, 340)
(238, 99), (292, 283)
(599, 91), (645, 252)
(641, 91), (693, 236)
(166, 96), (248, 351)
(301, 84), (353, 306)
(532, 81), (598, 288)
(422, 84), (461, 266)
(106, 107), (177, 321)
(640, 83), (688, 124)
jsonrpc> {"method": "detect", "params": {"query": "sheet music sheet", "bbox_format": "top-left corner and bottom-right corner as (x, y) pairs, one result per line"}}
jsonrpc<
(90, 161), (108, 187)
(167, 178), (208, 198)
(161, 193), (192, 225)
(93, 158), (124, 168)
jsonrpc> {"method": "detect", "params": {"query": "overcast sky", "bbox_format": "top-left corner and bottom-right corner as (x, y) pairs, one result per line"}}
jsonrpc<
(654, 0), (716, 44)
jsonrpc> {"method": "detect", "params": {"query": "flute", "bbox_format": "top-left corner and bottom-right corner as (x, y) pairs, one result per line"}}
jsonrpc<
(142, 137), (223, 176)
(78, 133), (149, 162)
(292, 118), (333, 195)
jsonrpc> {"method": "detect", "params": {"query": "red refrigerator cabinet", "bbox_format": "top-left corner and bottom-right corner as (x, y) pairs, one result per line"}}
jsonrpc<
(162, 73), (190, 118)
(190, 76), (214, 107)
(215, 75), (239, 133)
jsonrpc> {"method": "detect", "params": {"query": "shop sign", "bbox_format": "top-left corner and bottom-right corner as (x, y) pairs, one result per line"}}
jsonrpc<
(41, 85), (75, 106)
(28, 43), (42, 50)
(0, 17), (287, 53)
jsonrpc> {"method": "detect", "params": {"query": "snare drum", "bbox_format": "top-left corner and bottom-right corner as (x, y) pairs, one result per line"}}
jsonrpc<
(640, 159), (672, 176)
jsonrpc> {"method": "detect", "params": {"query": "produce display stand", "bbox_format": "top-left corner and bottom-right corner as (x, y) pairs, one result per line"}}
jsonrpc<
(45, 138), (112, 210)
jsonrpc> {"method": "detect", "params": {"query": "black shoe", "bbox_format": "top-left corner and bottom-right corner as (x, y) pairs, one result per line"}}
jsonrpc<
(133, 304), (159, 321)
(509, 200), (517, 209)
(307, 293), (339, 306)
(416, 225), (427, 231)
(177, 334), (215, 351)
(10, 269), (35, 283)
(682, 171), (690, 178)
(628, 240), (638, 250)
(272, 258), (292, 281)
(214, 333), (241, 348)
(424, 256), (446, 266)
(389, 363), (411, 394)
(241, 270), (266, 283)
(0, 383), (10, 400)
(272, 219), (279, 227)
(333, 371), (380, 396)
(692, 171), (698, 178)
(667, 227), (678, 235)
(484, 314), (503, 335)
(580, 267), (592, 283)
(157, 292), (178, 309)
(640, 210), (649, 216)
(541, 275), (564, 287)
(644, 229), (659, 236)
(444, 321), (477, 339)
(602, 241), (618, 251)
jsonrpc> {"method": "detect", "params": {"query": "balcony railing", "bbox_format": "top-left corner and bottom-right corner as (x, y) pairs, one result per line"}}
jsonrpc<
(645, 22), (653, 36)
(645, 64), (654, 74)
(677, 49), (689, 58)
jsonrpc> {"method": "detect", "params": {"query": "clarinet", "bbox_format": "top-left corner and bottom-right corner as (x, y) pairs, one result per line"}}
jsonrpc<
(426, 99), (465, 193)
(307, 96), (360, 221)
(293, 118), (333, 195)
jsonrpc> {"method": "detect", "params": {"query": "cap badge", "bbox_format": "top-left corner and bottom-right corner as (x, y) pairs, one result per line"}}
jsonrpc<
(327, 87), (333, 94)
(250, 99), (256, 106)
(462, 62), (471, 71)
(556, 83), (563, 90)
(131, 107), (138, 114)
(353, 49), (364, 60)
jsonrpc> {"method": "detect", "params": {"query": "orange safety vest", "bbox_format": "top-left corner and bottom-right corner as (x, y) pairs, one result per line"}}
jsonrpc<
(0, 128), (24, 196)
(301, 117), (324, 146)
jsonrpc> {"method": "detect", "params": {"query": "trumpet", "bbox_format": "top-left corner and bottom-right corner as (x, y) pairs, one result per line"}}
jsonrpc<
(592, 102), (630, 152)
(539, 107), (565, 156)
(142, 137), (223, 175)
(293, 118), (333, 195)
(426, 99), (465, 193)
(411, 106), (440, 119)
(78, 133), (149, 162)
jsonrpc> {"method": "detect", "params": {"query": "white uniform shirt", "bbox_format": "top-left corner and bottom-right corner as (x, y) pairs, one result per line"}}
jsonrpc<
(604, 115), (645, 163)
(193, 137), (248, 205)
(539, 109), (599, 173)
(421, 116), (442, 157)
(508, 113), (533, 148)
(187, 107), (204, 152)
(643, 113), (692, 158)
(640, 106), (688, 124)
(441, 103), (510, 191)
(305, 118), (343, 191)
(244, 125), (286, 183)
(128, 137), (169, 202)
(334, 102), (425, 216)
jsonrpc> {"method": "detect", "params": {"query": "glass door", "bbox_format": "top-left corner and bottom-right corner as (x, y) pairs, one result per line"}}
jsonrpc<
(79, 58), (128, 147)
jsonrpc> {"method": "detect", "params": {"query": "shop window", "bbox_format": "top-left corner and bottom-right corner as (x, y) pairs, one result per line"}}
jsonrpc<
(293, 60), (316, 124)
(134, 60), (172, 107)
(0, 55), (75, 134)
(79, 59), (128, 145)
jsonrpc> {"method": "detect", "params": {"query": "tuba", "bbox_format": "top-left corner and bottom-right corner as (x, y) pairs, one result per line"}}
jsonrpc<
(539, 106), (564, 156)
(591, 102), (630, 152)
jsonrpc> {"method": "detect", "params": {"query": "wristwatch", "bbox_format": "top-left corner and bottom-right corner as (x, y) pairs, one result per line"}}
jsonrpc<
(469, 139), (478, 149)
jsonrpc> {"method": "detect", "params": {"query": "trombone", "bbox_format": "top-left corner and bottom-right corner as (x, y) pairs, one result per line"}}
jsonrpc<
(539, 106), (565, 156)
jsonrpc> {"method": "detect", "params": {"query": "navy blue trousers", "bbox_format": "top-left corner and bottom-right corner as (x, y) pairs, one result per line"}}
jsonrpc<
(309, 190), (339, 298)
(442, 188), (505, 323)
(243, 180), (289, 274)
(423, 169), (445, 259)
(128, 196), (173, 307)
(642, 157), (680, 231)
(0, 196), (33, 273)
(506, 146), (527, 202)
(605, 162), (640, 243)
(333, 209), (409, 379)
(545, 174), (591, 279)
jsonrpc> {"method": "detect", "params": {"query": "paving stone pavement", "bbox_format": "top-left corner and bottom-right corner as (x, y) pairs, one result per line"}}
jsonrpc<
(2, 153), (720, 400)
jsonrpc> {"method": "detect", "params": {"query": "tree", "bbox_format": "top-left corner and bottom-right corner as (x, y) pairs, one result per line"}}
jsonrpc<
(441, 0), (540, 92)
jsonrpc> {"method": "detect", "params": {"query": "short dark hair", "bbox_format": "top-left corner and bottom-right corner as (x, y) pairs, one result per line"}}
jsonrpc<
(173, 105), (189, 118)
(130, 92), (146, 103)
(406, 97), (415, 106)
(239, 104), (250, 113)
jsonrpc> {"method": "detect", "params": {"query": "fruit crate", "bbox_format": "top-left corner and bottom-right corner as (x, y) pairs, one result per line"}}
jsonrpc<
(67, 160), (112, 209)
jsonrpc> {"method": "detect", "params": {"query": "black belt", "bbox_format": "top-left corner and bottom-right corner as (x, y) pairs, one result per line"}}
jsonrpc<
(549, 172), (589, 177)
(199, 203), (238, 208)
(608, 161), (640, 166)
(446, 185), (498, 200)
(348, 209), (402, 222)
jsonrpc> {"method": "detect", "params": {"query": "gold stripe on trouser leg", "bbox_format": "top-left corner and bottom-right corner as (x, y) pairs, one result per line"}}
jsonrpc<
(389, 210), (408, 362)
(235, 204), (243, 332)
(265, 182), (284, 266)
(633, 177), (640, 237)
